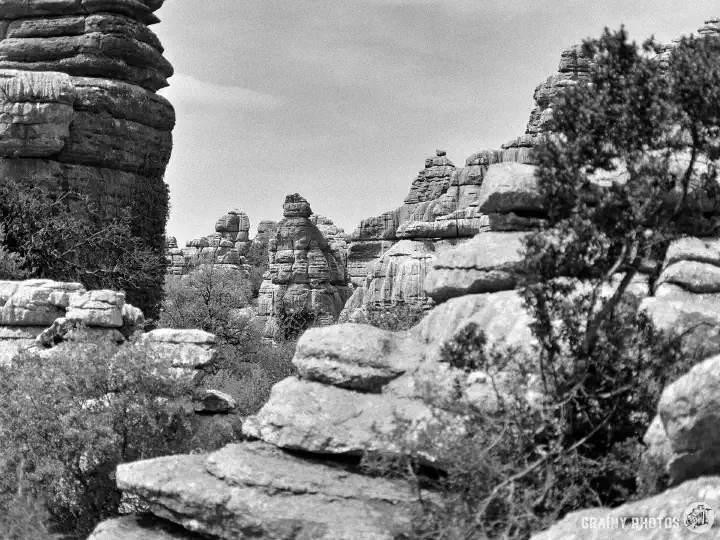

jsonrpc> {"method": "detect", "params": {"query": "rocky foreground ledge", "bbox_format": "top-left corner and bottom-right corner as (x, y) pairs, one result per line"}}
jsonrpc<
(92, 442), (419, 540)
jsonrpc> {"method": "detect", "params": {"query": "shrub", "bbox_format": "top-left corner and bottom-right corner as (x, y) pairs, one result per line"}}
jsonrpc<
(364, 305), (696, 540)
(199, 333), (297, 417)
(371, 28), (720, 539)
(0, 177), (167, 319)
(0, 334), (194, 539)
(159, 253), (252, 345)
(274, 305), (318, 341)
(364, 303), (430, 332)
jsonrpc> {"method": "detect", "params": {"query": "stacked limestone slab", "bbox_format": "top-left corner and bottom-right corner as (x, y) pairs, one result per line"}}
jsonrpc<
(257, 194), (352, 341)
(342, 151), (544, 321)
(88, 16), (720, 540)
(166, 210), (277, 275)
(0, 1), (174, 230)
(343, 45), (593, 317)
(0, 280), (218, 383)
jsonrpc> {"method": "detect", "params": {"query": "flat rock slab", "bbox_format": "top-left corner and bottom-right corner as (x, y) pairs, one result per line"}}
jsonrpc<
(424, 232), (527, 303)
(88, 515), (205, 540)
(241, 377), (451, 462)
(476, 162), (543, 214)
(117, 442), (418, 540)
(293, 323), (420, 391)
(531, 476), (720, 539)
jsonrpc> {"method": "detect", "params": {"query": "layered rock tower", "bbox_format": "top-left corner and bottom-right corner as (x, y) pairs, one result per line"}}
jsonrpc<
(0, 0), (175, 308)
(258, 194), (352, 341)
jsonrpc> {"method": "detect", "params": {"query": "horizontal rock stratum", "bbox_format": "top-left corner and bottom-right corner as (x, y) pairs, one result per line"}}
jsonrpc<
(0, 1), (174, 310)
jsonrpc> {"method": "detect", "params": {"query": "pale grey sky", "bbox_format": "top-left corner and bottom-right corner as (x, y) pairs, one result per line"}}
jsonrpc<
(154, 1), (718, 244)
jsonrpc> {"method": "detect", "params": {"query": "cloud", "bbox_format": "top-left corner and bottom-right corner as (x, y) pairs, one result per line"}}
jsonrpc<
(158, 73), (286, 110)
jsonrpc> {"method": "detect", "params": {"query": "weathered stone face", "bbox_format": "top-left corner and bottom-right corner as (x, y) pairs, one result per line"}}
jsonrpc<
(0, 3), (174, 314)
(0, 1), (172, 91)
(258, 194), (352, 341)
(111, 442), (419, 540)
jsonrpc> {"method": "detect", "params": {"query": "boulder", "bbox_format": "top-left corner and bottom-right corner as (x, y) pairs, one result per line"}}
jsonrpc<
(293, 323), (418, 391)
(424, 232), (527, 304)
(116, 442), (420, 540)
(476, 162), (543, 215)
(0, 1), (174, 289)
(530, 476), (720, 539)
(643, 354), (720, 486)
(88, 515), (205, 540)
(245, 291), (537, 465)
(258, 194), (352, 341)
(0, 279), (85, 326)
(65, 289), (125, 327)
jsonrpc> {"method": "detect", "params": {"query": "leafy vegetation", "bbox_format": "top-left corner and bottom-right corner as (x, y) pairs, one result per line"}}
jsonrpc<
(0, 335), (194, 539)
(0, 177), (167, 320)
(364, 302), (430, 332)
(159, 253), (298, 416)
(361, 28), (720, 540)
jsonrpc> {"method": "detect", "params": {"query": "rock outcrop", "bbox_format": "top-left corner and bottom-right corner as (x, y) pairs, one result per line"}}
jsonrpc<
(0, 1), (174, 311)
(112, 442), (419, 540)
(257, 194), (353, 341)
(0, 280), (219, 385)
(501, 45), (593, 163)
(343, 142), (547, 319)
(90, 16), (720, 540)
(641, 237), (720, 358)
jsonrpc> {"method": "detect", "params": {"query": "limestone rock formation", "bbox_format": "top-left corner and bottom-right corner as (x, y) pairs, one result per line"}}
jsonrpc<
(641, 237), (720, 358)
(90, 17), (720, 540)
(424, 232), (527, 304)
(530, 476), (720, 539)
(138, 328), (218, 382)
(112, 442), (419, 540)
(245, 290), (538, 465)
(340, 238), (458, 322)
(0, 1), (175, 311)
(502, 44), (593, 163)
(0, 280), (223, 385)
(642, 354), (720, 487)
(345, 141), (550, 319)
(257, 194), (352, 341)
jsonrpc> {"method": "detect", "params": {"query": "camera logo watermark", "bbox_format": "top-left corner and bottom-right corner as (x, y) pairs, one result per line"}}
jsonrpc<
(684, 502), (714, 534)
(579, 501), (714, 534)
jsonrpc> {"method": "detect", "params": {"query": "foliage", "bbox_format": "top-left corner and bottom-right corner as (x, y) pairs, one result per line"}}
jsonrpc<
(0, 224), (28, 280)
(362, 28), (720, 540)
(0, 335), (194, 539)
(244, 239), (271, 296)
(369, 306), (696, 540)
(274, 304), (319, 341)
(438, 322), (487, 372)
(0, 177), (167, 319)
(159, 253), (252, 345)
(364, 303), (430, 332)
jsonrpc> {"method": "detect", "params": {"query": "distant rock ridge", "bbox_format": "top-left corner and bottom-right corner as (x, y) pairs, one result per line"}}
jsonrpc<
(257, 194), (353, 341)
(342, 17), (720, 320)
(88, 17), (720, 540)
